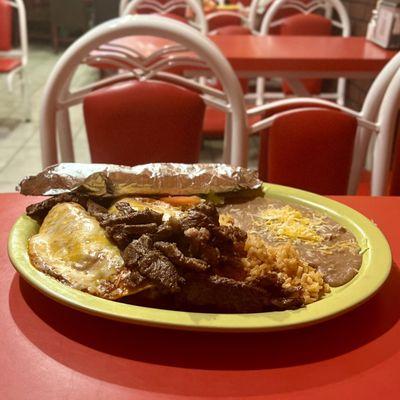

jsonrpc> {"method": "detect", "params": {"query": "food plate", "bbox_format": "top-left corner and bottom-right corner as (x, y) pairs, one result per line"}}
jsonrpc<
(8, 184), (391, 332)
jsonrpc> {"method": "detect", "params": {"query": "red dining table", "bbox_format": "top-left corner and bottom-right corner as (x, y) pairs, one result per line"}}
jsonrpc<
(1, 192), (400, 399)
(105, 35), (396, 96)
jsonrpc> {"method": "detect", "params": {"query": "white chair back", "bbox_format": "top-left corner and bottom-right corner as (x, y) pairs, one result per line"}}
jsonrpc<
(249, 0), (273, 32)
(244, 50), (400, 195)
(120, 0), (208, 34)
(257, 0), (350, 36)
(354, 50), (400, 195)
(39, 15), (248, 168)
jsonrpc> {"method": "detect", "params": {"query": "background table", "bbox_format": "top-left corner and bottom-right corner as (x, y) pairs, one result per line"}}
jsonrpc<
(1, 193), (399, 399)
(110, 36), (396, 95)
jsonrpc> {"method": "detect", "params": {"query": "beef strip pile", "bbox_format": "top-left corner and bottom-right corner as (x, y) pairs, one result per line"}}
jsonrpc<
(27, 194), (304, 312)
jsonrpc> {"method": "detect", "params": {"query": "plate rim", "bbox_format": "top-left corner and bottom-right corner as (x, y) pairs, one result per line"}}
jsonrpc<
(8, 184), (392, 332)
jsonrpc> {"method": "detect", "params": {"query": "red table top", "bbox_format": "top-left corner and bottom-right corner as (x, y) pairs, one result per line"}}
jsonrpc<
(112, 35), (395, 74)
(1, 193), (400, 399)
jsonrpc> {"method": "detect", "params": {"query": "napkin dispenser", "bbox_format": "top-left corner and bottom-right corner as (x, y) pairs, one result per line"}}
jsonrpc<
(369, 0), (400, 49)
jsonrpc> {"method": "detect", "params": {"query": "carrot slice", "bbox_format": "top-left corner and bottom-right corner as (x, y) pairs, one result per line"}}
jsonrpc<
(159, 196), (202, 207)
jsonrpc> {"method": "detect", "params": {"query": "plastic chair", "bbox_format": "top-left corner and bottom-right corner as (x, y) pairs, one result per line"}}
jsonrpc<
(252, 0), (350, 106)
(83, 79), (206, 165)
(39, 15), (248, 168)
(120, 0), (208, 33)
(243, 50), (400, 195)
(207, 10), (247, 33)
(0, 0), (29, 120)
(249, 0), (301, 33)
(259, 108), (358, 194)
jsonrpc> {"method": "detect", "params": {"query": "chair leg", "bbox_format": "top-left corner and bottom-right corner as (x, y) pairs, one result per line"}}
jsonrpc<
(337, 78), (346, 107)
(19, 69), (31, 122)
(256, 77), (265, 106)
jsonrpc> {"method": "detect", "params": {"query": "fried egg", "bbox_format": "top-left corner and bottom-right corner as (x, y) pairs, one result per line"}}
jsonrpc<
(28, 202), (149, 300)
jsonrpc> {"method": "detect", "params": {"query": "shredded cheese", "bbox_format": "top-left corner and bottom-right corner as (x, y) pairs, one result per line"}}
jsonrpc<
(257, 205), (324, 243)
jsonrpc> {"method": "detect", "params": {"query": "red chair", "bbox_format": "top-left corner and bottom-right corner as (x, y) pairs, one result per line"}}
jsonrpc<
(280, 13), (332, 96)
(258, 108), (358, 195)
(83, 80), (206, 165)
(246, 52), (400, 196)
(206, 11), (246, 33)
(0, 0), (29, 120)
(249, 0), (309, 34)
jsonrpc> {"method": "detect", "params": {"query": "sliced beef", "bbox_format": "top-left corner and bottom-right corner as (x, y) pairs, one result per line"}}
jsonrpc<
(154, 241), (209, 272)
(115, 201), (135, 215)
(177, 272), (304, 313)
(149, 218), (182, 242)
(175, 273), (269, 313)
(26, 193), (89, 222)
(248, 274), (304, 310)
(123, 235), (182, 293)
(95, 204), (165, 248)
(106, 223), (159, 248)
(100, 207), (163, 228)
(129, 269), (147, 287)
(211, 225), (247, 258)
(183, 227), (221, 267)
(180, 203), (220, 231)
(86, 199), (109, 222)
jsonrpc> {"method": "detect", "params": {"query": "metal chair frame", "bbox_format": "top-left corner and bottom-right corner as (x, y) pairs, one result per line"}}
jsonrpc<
(250, 0), (350, 106)
(120, 0), (208, 34)
(39, 15), (247, 168)
(0, 0), (29, 120)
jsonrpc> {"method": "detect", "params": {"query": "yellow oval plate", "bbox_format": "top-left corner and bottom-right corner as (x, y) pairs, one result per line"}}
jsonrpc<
(8, 184), (391, 332)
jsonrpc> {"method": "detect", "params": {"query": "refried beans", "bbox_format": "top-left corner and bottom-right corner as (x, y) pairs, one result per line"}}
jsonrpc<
(221, 197), (362, 287)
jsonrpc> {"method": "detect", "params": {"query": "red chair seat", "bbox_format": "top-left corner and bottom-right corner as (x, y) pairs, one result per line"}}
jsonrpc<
(83, 79), (205, 166)
(0, 57), (22, 73)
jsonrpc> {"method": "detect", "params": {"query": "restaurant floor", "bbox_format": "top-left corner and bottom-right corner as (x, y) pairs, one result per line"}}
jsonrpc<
(0, 44), (260, 193)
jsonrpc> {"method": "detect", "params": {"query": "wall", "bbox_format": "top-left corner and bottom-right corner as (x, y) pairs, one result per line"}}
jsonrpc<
(341, 0), (378, 109)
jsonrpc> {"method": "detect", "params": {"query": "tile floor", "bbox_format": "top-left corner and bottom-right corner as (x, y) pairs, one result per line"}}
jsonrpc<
(0, 44), (259, 193)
